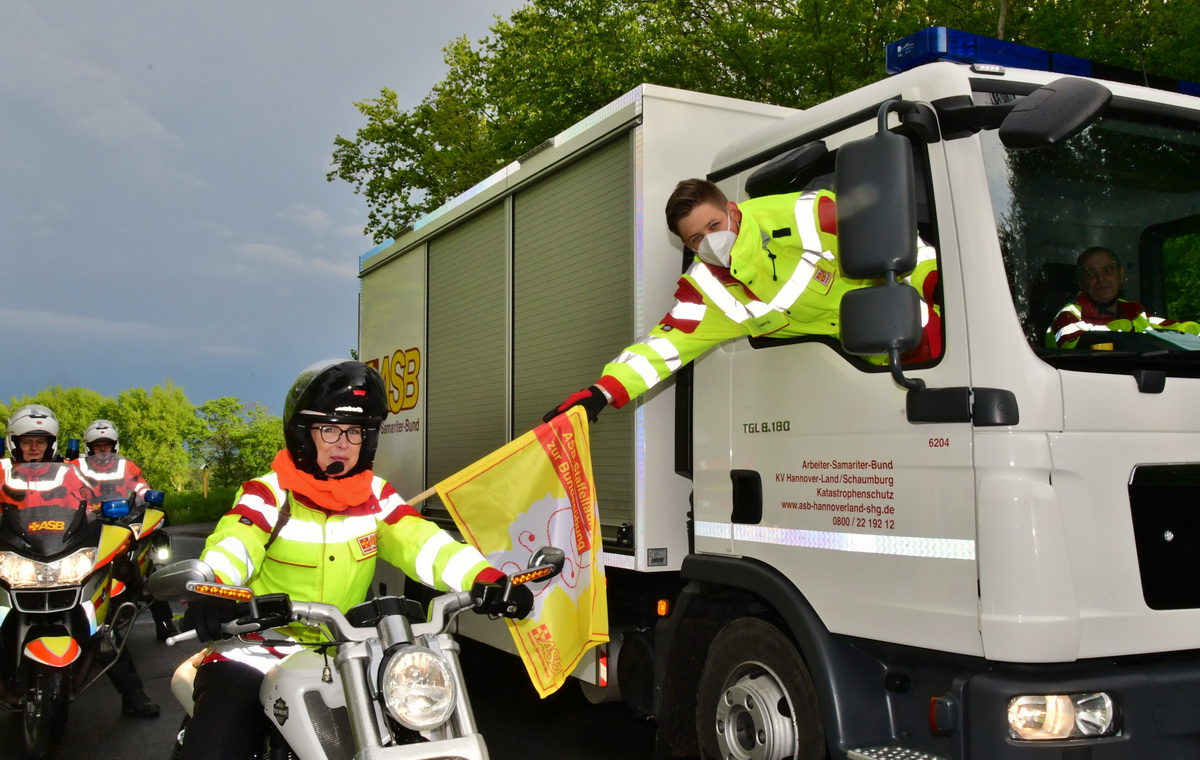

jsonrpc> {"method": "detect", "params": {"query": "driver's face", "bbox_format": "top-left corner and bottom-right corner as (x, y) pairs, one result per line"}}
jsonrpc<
(1079, 251), (1124, 304)
(91, 441), (114, 454)
(18, 436), (50, 462)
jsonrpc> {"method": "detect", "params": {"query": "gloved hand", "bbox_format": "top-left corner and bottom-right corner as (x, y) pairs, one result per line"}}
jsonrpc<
(1104, 319), (1134, 333)
(543, 386), (607, 424)
(470, 579), (535, 620)
(180, 597), (241, 643)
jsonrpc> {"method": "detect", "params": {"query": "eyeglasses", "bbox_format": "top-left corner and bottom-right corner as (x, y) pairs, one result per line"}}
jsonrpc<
(314, 425), (365, 445)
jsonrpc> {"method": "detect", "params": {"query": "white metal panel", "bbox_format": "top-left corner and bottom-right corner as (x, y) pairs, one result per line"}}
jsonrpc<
(1046, 429), (1200, 656)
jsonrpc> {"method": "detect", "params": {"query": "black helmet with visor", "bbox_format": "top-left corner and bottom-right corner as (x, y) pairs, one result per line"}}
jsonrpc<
(283, 360), (387, 478)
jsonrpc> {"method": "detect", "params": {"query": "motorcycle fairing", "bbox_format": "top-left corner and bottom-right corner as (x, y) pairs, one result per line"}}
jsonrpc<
(23, 635), (81, 667)
(128, 508), (167, 541)
(95, 524), (132, 568)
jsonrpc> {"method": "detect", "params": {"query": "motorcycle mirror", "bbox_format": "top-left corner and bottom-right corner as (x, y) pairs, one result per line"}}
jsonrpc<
(529, 546), (565, 573)
(510, 546), (566, 586)
(149, 559), (217, 601)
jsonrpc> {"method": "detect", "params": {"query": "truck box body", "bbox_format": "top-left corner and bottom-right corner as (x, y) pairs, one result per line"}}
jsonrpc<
(359, 84), (793, 572)
(360, 31), (1200, 760)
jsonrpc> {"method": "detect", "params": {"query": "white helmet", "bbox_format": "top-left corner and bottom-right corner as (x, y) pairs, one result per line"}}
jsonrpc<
(84, 419), (120, 455)
(6, 404), (60, 463)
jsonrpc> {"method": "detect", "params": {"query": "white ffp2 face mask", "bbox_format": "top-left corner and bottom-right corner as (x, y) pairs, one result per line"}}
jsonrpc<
(695, 215), (736, 268)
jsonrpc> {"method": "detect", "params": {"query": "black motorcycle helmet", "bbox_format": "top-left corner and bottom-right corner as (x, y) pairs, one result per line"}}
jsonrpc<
(283, 360), (388, 479)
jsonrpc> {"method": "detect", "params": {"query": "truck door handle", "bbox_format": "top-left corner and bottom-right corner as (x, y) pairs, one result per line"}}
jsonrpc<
(730, 470), (763, 525)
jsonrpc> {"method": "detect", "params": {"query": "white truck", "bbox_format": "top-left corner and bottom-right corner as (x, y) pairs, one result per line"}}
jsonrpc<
(357, 27), (1200, 760)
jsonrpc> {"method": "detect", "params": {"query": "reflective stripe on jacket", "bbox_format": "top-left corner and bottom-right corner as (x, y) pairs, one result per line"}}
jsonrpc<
(74, 456), (149, 506)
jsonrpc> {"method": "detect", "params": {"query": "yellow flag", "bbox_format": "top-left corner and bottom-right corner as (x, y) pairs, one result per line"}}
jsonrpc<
(436, 407), (608, 697)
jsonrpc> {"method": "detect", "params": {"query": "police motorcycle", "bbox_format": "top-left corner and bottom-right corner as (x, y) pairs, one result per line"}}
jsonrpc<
(0, 461), (143, 760)
(151, 546), (565, 760)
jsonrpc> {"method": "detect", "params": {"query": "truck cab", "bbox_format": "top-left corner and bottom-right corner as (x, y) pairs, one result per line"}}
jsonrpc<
(678, 27), (1200, 759)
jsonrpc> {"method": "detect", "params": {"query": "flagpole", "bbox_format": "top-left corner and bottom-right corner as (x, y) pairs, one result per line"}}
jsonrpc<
(406, 486), (437, 505)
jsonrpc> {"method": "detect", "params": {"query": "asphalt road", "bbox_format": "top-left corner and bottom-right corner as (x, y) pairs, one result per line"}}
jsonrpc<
(1, 523), (656, 760)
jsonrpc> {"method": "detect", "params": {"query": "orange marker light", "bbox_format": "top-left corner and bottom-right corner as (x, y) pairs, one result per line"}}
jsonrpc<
(510, 566), (555, 586)
(656, 599), (672, 617)
(191, 583), (253, 602)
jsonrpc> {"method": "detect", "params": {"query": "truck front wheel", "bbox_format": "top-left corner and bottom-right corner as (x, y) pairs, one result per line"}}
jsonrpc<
(696, 617), (824, 760)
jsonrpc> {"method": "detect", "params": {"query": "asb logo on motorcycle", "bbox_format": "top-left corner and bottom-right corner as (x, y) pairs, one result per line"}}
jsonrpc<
(26, 520), (67, 533)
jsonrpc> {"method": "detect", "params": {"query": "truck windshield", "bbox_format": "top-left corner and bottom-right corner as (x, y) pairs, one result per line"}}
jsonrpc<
(983, 91), (1200, 376)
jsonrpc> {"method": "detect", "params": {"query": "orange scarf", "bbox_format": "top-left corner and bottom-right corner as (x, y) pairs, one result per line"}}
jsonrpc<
(271, 450), (373, 513)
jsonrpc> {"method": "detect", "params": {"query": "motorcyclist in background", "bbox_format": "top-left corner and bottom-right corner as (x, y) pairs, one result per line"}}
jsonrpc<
(2, 404), (60, 477)
(74, 419), (180, 641)
(1, 405), (161, 718)
(176, 360), (531, 760)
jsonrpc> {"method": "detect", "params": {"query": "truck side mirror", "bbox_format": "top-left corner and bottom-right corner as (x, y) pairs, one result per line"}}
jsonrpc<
(840, 283), (922, 356)
(835, 102), (924, 391)
(999, 77), (1111, 150)
(835, 124), (917, 279)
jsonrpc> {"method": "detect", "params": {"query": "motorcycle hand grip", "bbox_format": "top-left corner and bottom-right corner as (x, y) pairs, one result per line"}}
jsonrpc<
(166, 618), (266, 646)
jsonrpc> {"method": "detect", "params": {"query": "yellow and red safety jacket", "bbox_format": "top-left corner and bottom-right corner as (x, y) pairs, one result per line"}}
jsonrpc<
(199, 469), (493, 651)
(74, 455), (149, 509)
(596, 190), (939, 407)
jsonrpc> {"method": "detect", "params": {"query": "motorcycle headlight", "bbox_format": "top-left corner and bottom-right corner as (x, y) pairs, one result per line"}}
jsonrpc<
(0, 548), (97, 587)
(380, 646), (456, 731)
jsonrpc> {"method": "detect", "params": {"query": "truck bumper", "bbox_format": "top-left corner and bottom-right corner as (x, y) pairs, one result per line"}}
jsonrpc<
(957, 654), (1200, 758)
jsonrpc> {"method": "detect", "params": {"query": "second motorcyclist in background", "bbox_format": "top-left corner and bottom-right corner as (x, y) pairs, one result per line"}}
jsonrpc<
(2, 406), (160, 717)
(74, 419), (180, 641)
(177, 360), (531, 760)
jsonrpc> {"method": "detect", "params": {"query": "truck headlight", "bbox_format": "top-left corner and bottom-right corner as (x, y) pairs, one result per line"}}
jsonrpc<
(1007, 692), (1116, 740)
(380, 646), (456, 731)
(0, 548), (96, 587)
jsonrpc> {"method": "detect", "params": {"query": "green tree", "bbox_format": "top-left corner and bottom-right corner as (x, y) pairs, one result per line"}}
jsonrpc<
(330, 0), (1200, 243)
(190, 398), (284, 489)
(113, 383), (199, 492)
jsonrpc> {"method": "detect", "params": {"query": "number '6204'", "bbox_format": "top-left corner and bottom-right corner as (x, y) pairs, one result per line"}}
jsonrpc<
(928, 437), (950, 448)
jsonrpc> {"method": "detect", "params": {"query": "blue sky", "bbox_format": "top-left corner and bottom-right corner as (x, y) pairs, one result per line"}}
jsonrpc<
(0, 1), (523, 413)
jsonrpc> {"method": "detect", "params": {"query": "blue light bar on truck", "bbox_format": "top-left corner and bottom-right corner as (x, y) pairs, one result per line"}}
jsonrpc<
(886, 27), (1200, 98)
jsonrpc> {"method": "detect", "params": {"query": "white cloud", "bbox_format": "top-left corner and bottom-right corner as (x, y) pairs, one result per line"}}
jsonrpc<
(0, 308), (176, 341)
(280, 203), (333, 236)
(229, 242), (358, 280)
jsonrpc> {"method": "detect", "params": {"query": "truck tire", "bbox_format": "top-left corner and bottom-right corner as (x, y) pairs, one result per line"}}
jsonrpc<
(696, 617), (825, 760)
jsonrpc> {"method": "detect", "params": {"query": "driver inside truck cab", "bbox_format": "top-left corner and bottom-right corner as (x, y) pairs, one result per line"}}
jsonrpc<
(1045, 246), (1200, 348)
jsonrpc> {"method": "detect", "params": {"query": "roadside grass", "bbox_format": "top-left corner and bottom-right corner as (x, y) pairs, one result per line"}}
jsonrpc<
(165, 487), (237, 525)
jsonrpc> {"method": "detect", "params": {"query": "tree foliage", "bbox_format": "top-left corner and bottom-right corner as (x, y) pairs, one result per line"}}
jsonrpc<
(189, 398), (284, 489)
(330, 0), (1200, 243)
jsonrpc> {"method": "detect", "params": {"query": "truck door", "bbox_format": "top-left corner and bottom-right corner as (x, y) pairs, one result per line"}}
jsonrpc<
(692, 80), (982, 658)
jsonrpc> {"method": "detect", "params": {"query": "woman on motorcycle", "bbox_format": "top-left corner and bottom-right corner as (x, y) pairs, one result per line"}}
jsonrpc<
(178, 360), (529, 760)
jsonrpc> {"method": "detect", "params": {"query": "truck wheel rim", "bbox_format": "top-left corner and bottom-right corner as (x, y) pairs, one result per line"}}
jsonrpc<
(714, 665), (795, 760)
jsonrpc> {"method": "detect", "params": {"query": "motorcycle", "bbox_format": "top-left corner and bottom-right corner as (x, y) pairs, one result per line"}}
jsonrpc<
(72, 448), (173, 611)
(105, 488), (172, 613)
(0, 461), (141, 760)
(151, 547), (565, 760)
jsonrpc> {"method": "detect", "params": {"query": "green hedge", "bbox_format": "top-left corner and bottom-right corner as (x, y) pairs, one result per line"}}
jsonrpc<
(164, 487), (238, 525)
